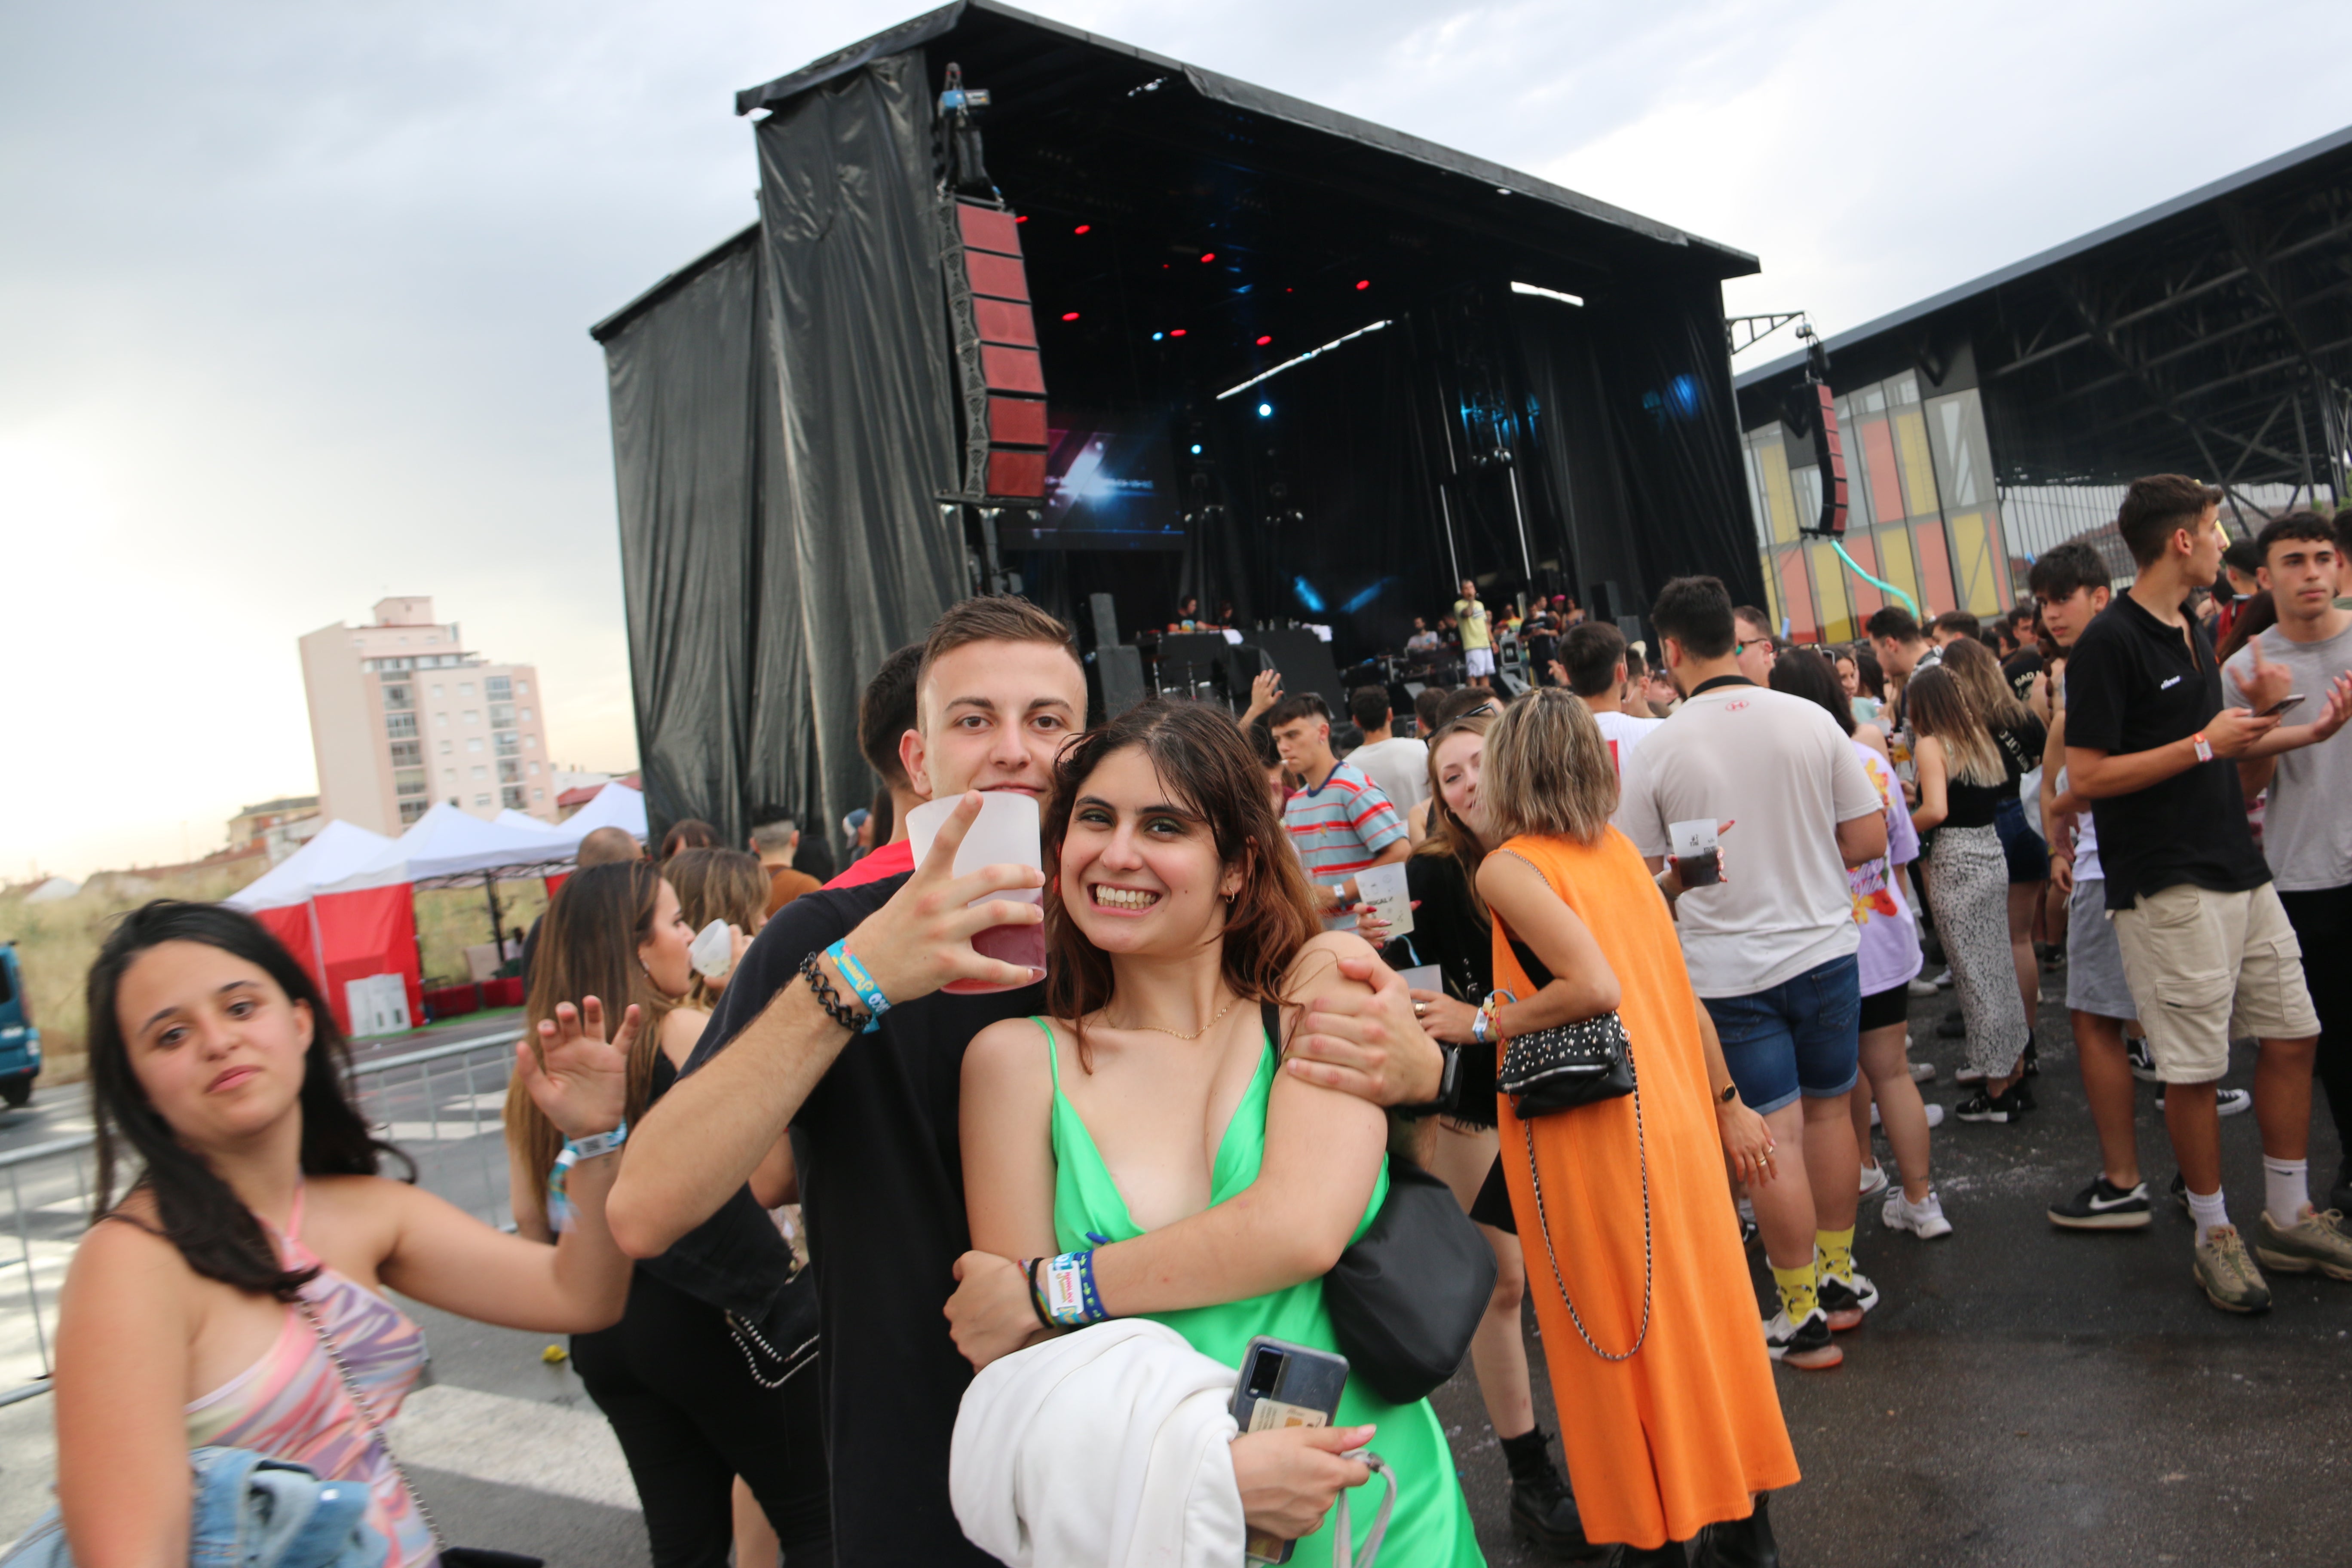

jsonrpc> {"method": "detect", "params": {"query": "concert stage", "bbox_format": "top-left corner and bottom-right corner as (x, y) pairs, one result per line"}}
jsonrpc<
(591, 0), (1763, 846)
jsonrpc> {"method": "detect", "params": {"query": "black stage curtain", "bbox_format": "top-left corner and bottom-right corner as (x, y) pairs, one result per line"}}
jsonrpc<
(602, 233), (766, 847)
(755, 51), (965, 849)
(1509, 294), (1642, 613)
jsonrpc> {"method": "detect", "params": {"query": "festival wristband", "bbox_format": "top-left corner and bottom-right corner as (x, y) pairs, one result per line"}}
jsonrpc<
(545, 1119), (628, 1234)
(1039, 1250), (1110, 1328)
(2191, 732), (2214, 763)
(827, 940), (891, 1025)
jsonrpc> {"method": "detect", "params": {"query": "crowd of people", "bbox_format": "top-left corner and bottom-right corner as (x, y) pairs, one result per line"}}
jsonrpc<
(39, 476), (2352, 1567)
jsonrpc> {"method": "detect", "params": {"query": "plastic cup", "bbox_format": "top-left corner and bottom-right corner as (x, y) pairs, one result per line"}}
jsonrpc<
(1669, 818), (1722, 888)
(904, 791), (1047, 994)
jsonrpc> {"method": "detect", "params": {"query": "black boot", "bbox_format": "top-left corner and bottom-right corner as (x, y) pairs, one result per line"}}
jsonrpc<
(1604, 1543), (1688, 1567)
(1501, 1428), (1607, 1562)
(1690, 1492), (1779, 1568)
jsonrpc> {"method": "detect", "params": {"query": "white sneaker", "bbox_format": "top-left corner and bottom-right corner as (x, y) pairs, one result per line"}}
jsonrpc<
(1907, 977), (1940, 998)
(1909, 1060), (1937, 1083)
(1923, 1102), (1946, 1129)
(1859, 1162), (1890, 1200)
(1933, 968), (1955, 990)
(1883, 1188), (1953, 1238)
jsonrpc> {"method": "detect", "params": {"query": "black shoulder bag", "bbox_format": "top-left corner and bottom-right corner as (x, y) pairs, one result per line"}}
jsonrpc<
(1269, 1001), (1497, 1405)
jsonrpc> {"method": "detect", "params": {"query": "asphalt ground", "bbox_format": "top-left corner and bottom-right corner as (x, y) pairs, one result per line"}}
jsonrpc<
(6, 971), (2348, 1565)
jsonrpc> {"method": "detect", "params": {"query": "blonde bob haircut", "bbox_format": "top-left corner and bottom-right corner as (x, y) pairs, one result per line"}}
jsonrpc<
(1481, 688), (1619, 845)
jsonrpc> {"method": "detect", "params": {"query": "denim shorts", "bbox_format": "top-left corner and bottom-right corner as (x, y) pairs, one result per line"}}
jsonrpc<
(1701, 952), (1862, 1114)
(1994, 795), (2047, 885)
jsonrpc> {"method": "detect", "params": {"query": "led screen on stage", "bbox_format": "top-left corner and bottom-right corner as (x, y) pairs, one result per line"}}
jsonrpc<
(998, 409), (1183, 551)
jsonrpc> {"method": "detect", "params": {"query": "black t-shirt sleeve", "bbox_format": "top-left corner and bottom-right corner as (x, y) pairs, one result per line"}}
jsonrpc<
(2061, 625), (2128, 755)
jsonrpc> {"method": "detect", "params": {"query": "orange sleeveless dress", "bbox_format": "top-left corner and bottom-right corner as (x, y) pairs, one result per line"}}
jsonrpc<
(1490, 828), (1800, 1550)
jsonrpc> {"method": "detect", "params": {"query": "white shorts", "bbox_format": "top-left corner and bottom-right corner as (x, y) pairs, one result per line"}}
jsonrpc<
(1464, 648), (1495, 677)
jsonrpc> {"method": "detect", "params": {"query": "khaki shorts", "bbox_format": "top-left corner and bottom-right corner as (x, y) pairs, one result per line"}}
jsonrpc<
(2110, 882), (2318, 1084)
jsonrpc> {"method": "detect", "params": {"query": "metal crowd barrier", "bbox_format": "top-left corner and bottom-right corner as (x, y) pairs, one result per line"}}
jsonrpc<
(0, 1029), (524, 1408)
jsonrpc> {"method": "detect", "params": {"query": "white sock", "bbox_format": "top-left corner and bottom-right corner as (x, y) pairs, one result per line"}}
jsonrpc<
(2263, 1158), (2310, 1230)
(2185, 1184), (2230, 1248)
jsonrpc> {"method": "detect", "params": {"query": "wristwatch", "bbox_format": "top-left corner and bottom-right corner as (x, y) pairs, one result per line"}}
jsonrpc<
(1397, 1041), (1462, 1119)
(1718, 1083), (1739, 1105)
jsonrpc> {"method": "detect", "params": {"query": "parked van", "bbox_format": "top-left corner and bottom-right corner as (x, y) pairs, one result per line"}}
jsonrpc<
(0, 942), (40, 1108)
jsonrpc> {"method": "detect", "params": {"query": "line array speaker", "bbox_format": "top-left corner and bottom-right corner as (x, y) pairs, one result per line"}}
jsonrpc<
(956, 200), (1047, 498)
(1808, 383), (1849, 536)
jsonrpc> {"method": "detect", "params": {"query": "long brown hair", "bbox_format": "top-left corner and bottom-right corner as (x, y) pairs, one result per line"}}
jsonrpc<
(1906, 666), (2003, 786)
(1041, 701), (1321, 1070)
(664, 846), (766, 1008)
(1939, 637), (2030, 731)
(1414, 710), (1495, 927)
(505, 861), (677, 1221)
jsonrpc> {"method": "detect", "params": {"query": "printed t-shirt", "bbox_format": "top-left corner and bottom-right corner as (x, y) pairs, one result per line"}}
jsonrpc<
(668, 873), (1037, 1566)
(2226, 620), (2352, 891)
(1612, 681), (1882, 998)
(1848, 741), (1922, 997)
(1283, 760), (1406, 930)
(1589, 708), (1664, 775)
(1348, 736), (1430, 818)
(1455, 599), (1492, 651)
(2063, 594), (2269, 911)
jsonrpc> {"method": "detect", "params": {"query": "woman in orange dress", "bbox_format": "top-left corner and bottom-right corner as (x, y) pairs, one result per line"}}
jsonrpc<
(1472, 689), (1800, 1563)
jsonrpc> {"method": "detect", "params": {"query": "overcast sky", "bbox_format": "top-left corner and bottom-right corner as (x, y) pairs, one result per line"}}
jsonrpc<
(4, 0), (2345, 879)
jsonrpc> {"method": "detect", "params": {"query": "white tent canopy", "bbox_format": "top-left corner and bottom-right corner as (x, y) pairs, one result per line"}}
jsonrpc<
(226, 820), (398, 912)
(552, 782), (649, 846)
(317, 803), (573, 894)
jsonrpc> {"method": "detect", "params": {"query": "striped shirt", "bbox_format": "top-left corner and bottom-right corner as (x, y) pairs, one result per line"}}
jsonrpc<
(1284, 761), (1407, 929)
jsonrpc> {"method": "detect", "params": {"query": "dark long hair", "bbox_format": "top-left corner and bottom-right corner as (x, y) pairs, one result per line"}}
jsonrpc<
(1770, 647), (1856, 736)
(1042, 701), (1321, 1069)
(2216, 589), (2277, 664)
(85, 901), (408, 1300)
(1413, 710), (1496, 927)
(508, 861), (675, 1221)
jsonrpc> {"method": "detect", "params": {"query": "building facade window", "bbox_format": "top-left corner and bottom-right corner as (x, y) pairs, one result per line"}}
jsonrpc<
(466, 737), (483, 753)
(471, 765), (487, 780)
(501, 786), (527, 810)
(459, 683), (476, 698)
(527, 761), (539, 775)
(486, 675), (512, 701)
(431, 684), (444, 699)
(498, 758), (522, 784)
(516, 680), (530, 695)
(395, 770), (429, 798)
(489, 703), (514, 727)
(399, 800), (429, 825)
(522, 735), (538, 750)
(533, 787), (545, 801)
(381, 681), (414, 711)
(389, 740), (422, 767)
(385, 712), (418, 739)
(462, 710), (480, 726)
(475, 794), (492, 808)
(438, 739), (453, 755)
(435, 713), (448, 728)
(495, 732), (519, 758)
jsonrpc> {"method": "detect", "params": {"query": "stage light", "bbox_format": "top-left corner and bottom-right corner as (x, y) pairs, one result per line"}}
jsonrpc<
(1356, 279), (1370, 290)
(1075, 224), (1091, 234)
(1061, 311), (1080, 321)
(1292, 576), (1327, 613)
(1190, 443), (1203, 455)
(1152, 332), (1164, 341)
(1200, 252), (1216, 263)
(1016, 214), (1028, 223)
(1257, 402), (1273, 417)
(1216, 320), (1393, 401)
(1256, 335), (1272, 346)
(1511, 281), (1584, 307)
(1170, 328), (1187, 337)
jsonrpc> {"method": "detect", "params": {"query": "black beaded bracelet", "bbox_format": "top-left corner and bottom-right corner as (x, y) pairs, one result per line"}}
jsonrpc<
(799, 951), (867, 1032)
(1023, 1257), (1056, 1332)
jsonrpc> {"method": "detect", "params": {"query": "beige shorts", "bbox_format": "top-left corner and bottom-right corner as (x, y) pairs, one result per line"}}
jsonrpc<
(2110, 882), (2318, 1084)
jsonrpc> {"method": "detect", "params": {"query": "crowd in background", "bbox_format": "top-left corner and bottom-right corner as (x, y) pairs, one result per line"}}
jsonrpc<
(36, 480), (2352, 1568)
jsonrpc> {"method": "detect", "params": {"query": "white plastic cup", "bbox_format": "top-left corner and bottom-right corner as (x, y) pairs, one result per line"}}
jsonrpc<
(1669, 818), (1722, 887)
(904, 792), (1047, 993)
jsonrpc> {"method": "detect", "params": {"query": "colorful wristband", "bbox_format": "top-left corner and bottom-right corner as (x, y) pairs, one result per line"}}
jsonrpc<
(2192, 731), (2214, 763)
(546, 1119), (628, 1234)
(825, 940), (890, 1032)
(1039, 1250), (1109, 1328)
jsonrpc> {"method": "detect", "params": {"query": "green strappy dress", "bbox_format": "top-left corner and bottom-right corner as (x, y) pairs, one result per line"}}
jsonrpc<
(1037, 1017), (1485, 1567)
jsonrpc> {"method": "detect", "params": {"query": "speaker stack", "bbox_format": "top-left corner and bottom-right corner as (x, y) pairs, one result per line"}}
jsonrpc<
(1807, 382), (1849, 537)
(949, 200), (1048, 499)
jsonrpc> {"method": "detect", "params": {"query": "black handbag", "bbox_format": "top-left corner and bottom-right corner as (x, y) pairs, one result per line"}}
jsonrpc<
(1493, 928), (1635, 1115)
(1262, 1003), (1496, 1406)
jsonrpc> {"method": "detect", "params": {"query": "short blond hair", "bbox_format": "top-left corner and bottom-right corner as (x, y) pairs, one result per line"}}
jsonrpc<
(1482, 689), (1618, 845)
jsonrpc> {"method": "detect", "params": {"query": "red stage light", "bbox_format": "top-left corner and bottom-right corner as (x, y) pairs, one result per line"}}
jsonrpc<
(1356, 279), (1370, 290)
(1200, 252), (1216, 263)
(1074, 224), (1091, 234)
(1016, 214), (1029, 223)
(1170, 328), (1187, 337)
(1062, 312), (1081, 321)
(1256, 335), (1272, 345)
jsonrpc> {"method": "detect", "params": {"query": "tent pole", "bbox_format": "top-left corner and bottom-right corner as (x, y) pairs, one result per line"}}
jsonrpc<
(484, 870), (505, 964)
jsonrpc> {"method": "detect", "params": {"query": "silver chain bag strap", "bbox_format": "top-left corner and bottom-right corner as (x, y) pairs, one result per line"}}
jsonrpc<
(1518, 1039), (1654, 1363)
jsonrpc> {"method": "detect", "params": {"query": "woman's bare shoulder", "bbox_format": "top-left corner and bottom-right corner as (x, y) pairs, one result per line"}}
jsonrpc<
(660, 1006), (710, 1067)
(964, 1014), (1057, 1085)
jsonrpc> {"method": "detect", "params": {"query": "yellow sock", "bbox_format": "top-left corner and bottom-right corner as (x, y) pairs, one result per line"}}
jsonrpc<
(1770, 1262), (1818, 1323)
(1816, 1225), (1856, 1285)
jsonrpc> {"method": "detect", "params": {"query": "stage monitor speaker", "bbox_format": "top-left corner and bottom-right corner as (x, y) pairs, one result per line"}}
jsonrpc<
(1096, 644), (1147, 720)
(1089, 592), (1119, 651)
(1156, 632), (1231, 695)
(1808, 383), (1850, 536)
(1617, 614), (1646, 649)
(1242, 629), (1346, 715)
(1495, 671), (1528, 698)
(1589, 581), (1620, 624)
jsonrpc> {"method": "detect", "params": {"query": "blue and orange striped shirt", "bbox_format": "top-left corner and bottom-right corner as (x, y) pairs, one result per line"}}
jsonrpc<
(1283, 760), (1407, 929)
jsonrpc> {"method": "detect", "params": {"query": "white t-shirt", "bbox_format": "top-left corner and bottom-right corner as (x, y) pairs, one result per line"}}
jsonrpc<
(1346, 736), (1430, 818)
(1613, 683), (1883, 997)
(1589, 708), (1664, 776)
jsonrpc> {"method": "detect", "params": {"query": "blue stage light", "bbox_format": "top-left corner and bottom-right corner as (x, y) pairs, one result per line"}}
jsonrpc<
(1152, 331), (1164, 341)
(1667, 373), (1701, 420)
(1190, 444), (1202, 455)
(1341, 577), (1395, 613)
(1257, 402), (1273, 417)
(1292, 576), (1326, 613)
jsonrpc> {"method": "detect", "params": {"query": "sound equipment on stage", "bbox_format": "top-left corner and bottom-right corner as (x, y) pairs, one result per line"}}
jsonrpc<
(1804, 381), (1849, 537)
(1095, 643), (1148, 720)
(943, 192), (1050, 502)
(1495, 670), (1528, 698)
(1088, 591), (1119, 651)
(1155, 632), (1231, 699)
(1617, 615), (1646, 649)
(1242, 628), (1348, 715)
(1588, 581), (1620, 624)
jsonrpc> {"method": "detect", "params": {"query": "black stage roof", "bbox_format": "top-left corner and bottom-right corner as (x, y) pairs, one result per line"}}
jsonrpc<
(1736, 122), (2352, 503)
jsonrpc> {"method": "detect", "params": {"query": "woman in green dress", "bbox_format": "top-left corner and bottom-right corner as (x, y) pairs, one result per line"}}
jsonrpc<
(961, 699), (1485, 1565)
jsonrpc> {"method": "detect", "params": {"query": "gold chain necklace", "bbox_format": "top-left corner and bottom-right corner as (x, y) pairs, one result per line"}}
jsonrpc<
(1103, 993), (1240, 1041)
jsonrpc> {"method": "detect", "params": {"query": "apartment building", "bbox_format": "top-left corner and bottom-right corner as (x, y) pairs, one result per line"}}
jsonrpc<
(299, 597), (558, 834)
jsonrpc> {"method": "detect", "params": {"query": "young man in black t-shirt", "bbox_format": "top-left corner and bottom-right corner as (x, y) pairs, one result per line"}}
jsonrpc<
(608, 597), (1449, 1565)
(2064, 476), (2346, 1313)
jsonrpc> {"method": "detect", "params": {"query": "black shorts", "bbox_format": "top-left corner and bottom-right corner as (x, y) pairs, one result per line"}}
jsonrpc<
(1470, 1153), (1517, 1234)
(1858, 981), (1910, 1033)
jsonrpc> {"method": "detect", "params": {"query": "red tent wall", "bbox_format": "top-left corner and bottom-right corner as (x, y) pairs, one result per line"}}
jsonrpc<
(252, 904), (323, 996)
(313, 885), (424, 1034)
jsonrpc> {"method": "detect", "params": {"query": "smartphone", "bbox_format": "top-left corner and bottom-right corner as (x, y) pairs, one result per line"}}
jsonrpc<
(1230, 1337), (1351, 1564)
(2258, 694), (2305, 719)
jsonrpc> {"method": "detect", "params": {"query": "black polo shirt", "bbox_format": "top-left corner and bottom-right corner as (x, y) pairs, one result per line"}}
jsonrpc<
(661, 873), (1040, 1567)
(2063, 591), (2269, 912)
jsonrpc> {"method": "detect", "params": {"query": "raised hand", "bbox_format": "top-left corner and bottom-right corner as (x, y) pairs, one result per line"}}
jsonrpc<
(842, 791), (1044, 1006)
(2228, 639), (2293, 715)
(517, 997), (636, 1140)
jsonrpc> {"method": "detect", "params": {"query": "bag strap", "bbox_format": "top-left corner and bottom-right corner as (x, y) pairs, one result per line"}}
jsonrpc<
(723, 1305), (819, 1390)
(1519, 1043), (1653, 1361)
(1329, 1451), (1397, 1568)
(295, 1295), (447, 1554)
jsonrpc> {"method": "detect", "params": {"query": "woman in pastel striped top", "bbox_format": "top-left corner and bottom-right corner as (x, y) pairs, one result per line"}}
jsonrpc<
(56, 901), (638, 1566)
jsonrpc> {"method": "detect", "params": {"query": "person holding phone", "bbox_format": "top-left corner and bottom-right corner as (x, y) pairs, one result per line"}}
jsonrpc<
(958, 700), (1482, 1564)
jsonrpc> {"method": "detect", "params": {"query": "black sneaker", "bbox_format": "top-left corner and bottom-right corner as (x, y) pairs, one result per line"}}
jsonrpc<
(2048, 1176), (2153, 1230)
(2127, 1035), (2159, 1082)
(2022, 1033), (2040, 1077)
(1816, 1270), (1879, 1330)
(1508, 1461), (1607, 1561)
(2170, 1171), (2189, 1211)
(1954, 1084), (2031, 1123)
(1762, 1306), (1841, 1369)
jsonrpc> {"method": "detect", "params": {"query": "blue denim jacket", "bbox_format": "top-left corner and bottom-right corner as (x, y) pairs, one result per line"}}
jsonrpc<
(1, 1446), (390, 1568)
